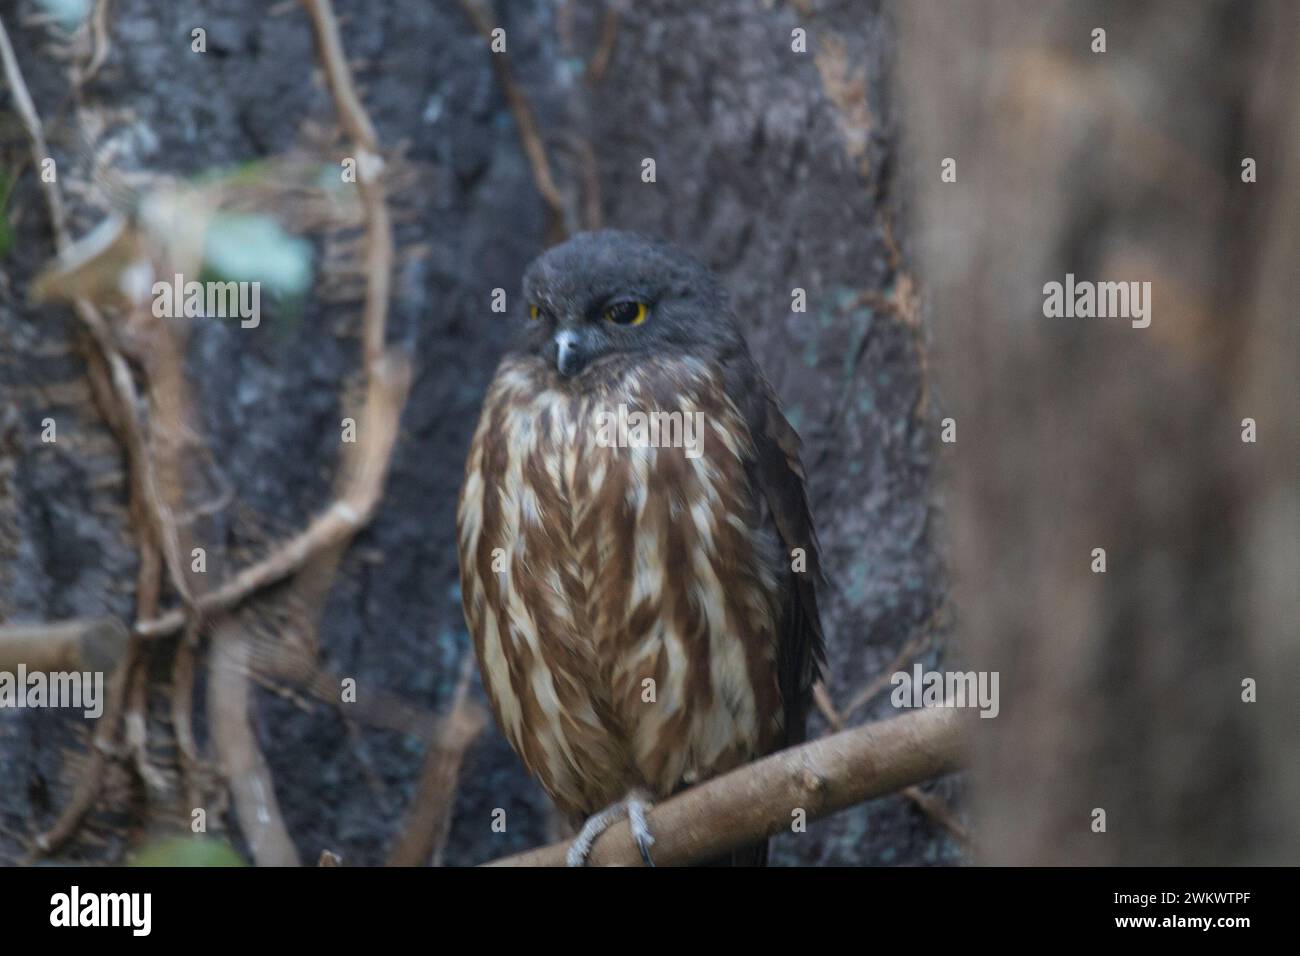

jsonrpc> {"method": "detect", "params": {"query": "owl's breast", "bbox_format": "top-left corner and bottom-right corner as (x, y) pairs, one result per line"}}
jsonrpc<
(457, 354), (784, 816)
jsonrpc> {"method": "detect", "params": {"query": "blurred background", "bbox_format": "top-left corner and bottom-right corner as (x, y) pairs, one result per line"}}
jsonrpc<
(0, 0), (1294, 867)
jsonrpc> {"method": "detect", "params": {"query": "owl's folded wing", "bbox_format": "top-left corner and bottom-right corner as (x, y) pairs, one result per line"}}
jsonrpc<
(728, 361), (827, 750)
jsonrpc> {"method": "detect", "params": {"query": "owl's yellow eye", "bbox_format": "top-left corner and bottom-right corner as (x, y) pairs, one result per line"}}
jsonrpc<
(528, 304), (540, 320)
(603, 301), (647, 326)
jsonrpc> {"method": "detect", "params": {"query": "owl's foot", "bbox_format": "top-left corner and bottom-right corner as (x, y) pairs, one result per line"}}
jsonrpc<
(565, 790), (656, 867)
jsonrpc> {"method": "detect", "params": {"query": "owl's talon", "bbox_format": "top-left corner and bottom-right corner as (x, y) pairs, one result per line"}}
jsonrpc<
(566, 792), (656, 867)
(627, 797), (656, 866)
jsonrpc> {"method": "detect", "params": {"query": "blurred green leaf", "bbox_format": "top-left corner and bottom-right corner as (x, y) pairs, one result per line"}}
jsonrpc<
(34, 0), (91, 31)
(195, 158), (275, 188)
(314, 162), (349, 193)
(201, 212), (312, 300)
(130, 836), (246, 867)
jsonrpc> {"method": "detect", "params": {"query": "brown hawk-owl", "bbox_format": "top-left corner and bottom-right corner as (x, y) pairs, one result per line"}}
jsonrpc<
(457, 231), (823, 865)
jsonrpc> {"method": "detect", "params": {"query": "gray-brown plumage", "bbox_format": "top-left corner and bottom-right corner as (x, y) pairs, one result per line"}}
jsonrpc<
(457, 231), (823, 865)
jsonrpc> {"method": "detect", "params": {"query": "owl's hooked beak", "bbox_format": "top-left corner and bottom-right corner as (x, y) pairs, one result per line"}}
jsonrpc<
(553, 329), (589, 378)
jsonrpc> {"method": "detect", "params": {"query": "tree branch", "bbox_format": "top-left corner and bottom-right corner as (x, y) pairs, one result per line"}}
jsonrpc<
(0, 618), (129, 672)
(299, 0), (390, 369)
(208, 619), (299, 866)
(133, 353), (409, 639)
(485, 706), (964, 867)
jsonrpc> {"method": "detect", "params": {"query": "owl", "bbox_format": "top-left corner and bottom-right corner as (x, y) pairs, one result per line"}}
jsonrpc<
(457, 230), (824, 865)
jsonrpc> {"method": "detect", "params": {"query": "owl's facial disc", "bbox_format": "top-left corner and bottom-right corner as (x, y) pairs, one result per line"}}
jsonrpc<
(520, 230), (739, 381)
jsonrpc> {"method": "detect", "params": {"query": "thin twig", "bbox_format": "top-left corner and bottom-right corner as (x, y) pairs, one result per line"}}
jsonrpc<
(170, 619), (203, 810)
(812, 678), (844, 730)
(901, 784), (968, 844)
(208, 618), (299, 866)
(387, 654), (488, 866)
(122, 518), (166, 796)
(585, 1), (622, 86)
(252, 638), (448, 741)
(298, 0), (390, 369)
(75, 0), (113, 88)
(841, 626), (933, 721)
(452, 0), (569, 238)
(28, 653), (133, 858)
(0, 14), (68, 247)
(569, 132), (602, 231)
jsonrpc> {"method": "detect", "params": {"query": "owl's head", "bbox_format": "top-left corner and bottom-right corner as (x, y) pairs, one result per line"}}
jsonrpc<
(519, 230), (741, 379)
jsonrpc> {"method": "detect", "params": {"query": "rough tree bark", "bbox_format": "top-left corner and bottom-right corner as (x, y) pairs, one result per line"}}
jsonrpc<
(899, 0), (1300, 864)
